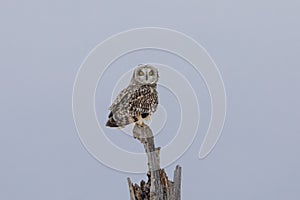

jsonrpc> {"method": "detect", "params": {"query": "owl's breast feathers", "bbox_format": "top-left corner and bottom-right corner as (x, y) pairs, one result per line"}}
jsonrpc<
(106, 84), (158, 128)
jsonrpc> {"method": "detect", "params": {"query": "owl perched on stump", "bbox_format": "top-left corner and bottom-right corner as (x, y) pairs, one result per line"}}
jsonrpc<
(106, 64), (159, 128)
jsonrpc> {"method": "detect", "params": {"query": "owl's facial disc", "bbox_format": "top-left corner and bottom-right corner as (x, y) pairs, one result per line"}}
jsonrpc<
(134, 65), (158, 85)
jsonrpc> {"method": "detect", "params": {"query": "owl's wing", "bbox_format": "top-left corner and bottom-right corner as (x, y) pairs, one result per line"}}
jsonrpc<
(109, 85), (133, 112)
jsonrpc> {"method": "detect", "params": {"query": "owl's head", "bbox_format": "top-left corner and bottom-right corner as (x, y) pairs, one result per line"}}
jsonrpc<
(131, 64), (159, 85)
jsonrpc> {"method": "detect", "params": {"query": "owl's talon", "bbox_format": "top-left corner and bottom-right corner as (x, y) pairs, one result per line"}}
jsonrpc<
(136, 119), (146, 127)
(136, 122), (144, 127)
(144, 115), (151, 121)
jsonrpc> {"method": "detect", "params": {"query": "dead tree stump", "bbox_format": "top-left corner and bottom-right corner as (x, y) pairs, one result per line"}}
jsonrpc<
(127, 124), (182, 200)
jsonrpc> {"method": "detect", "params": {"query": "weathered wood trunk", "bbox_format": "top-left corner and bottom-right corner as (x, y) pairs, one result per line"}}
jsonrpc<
(127, 124), (182, 200)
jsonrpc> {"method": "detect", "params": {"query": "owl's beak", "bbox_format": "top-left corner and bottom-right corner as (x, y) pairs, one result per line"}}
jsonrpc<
(146, 74), (148, 81)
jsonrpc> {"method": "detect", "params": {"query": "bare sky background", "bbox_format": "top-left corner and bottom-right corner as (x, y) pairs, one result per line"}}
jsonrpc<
(0, 1), (300, 199)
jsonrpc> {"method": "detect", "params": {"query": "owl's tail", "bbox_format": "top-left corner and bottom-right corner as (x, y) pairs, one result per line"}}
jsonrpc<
(106, 117), (119, 127)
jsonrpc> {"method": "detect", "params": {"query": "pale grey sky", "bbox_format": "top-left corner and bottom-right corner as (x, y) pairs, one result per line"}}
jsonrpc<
(0, 1), (300, 199)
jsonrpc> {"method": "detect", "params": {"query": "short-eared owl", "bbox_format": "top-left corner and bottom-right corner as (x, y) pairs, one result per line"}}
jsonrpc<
(106, 64), (159, 128)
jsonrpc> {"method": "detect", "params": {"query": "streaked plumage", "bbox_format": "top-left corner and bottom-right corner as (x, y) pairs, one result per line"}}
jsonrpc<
(106, 64), (159, 128)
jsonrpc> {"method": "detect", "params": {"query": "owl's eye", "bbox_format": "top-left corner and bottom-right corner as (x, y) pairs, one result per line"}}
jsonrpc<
(138, 70), (144, 76)
(149, 70), (154, 76)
